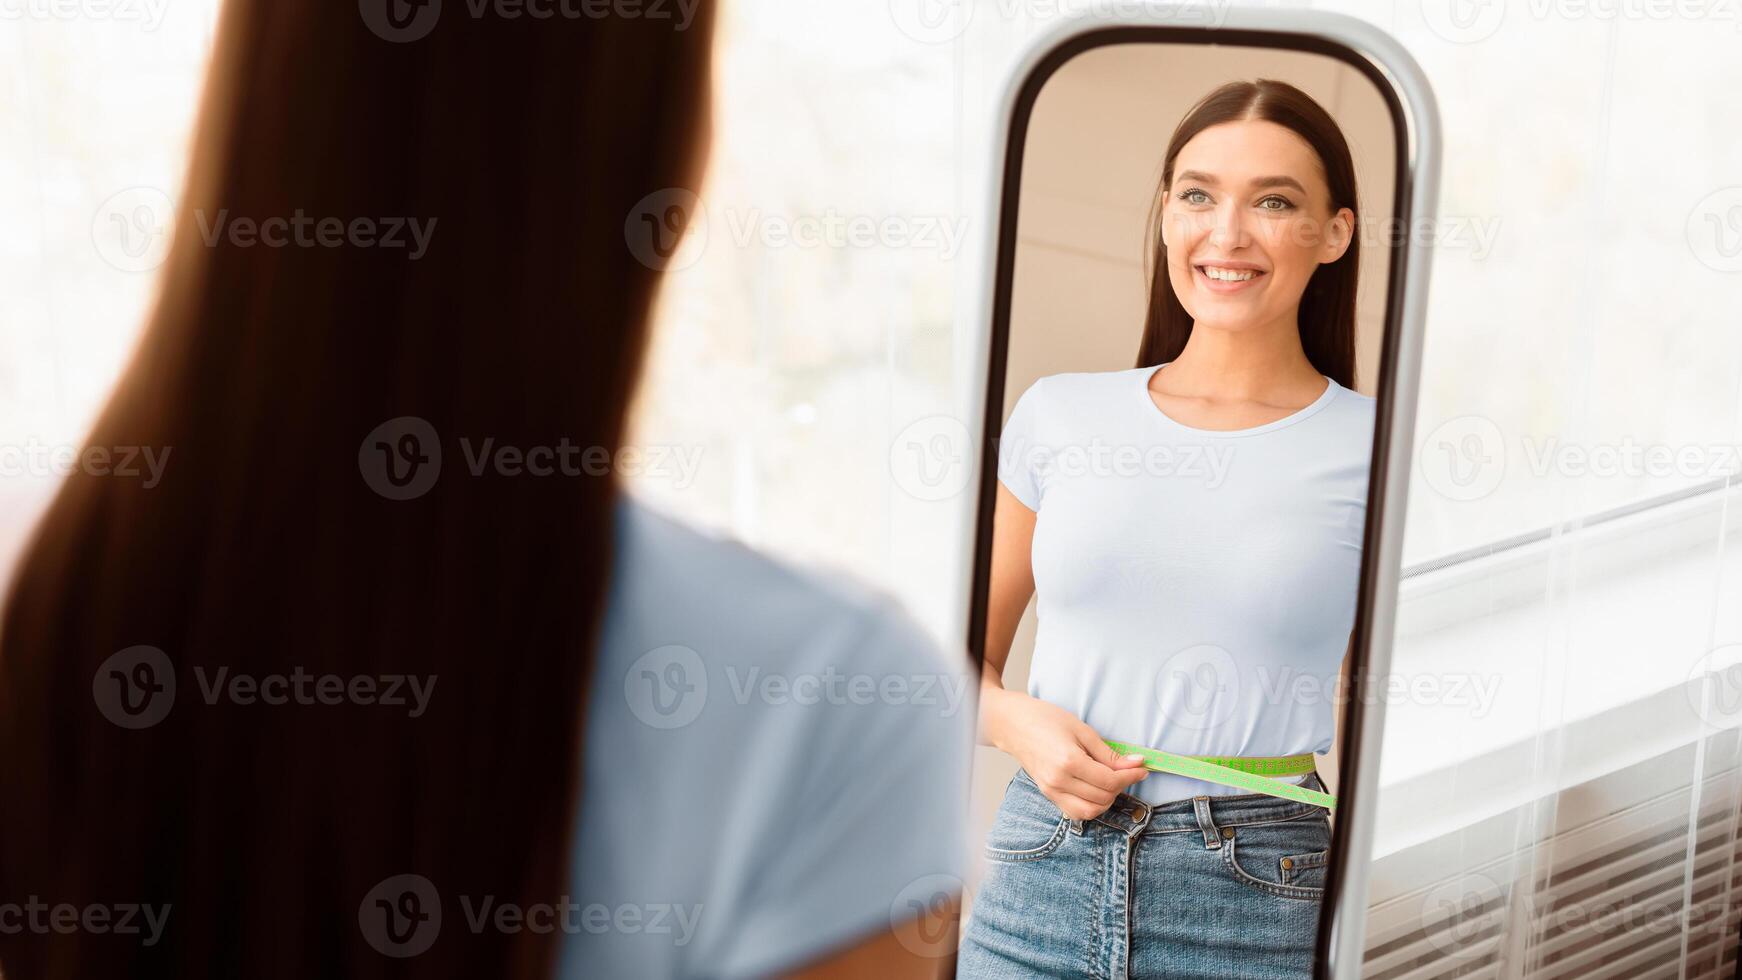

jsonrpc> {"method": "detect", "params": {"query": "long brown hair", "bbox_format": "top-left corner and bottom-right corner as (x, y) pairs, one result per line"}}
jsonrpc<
(1135, 78), (1359, 389)
(0, 1), (714, 977)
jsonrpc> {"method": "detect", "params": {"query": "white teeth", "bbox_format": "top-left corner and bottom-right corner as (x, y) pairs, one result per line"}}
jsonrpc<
(1202, 266), (1258, 282)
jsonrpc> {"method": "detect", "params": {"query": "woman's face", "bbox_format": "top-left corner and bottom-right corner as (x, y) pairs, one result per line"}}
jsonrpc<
(1160, 119), (1354, 334)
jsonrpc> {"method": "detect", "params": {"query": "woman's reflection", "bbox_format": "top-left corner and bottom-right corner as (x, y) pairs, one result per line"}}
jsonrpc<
(959, 78), (1374, 980)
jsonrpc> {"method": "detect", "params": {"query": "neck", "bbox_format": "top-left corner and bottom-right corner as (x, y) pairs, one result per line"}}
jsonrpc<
(1161, 308), (1320, 399)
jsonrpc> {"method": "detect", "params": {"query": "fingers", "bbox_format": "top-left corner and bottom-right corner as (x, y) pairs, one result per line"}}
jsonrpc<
(1048, 772), (1129, 807)
(1041, 769), (1148, 821)
(1071, 731), (1150, 792)
(1081, 730), (1148, 770)
(1046, 791), (1112, 822)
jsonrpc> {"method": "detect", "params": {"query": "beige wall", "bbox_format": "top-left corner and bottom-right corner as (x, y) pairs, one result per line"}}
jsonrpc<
(969, 42), (1399, 904)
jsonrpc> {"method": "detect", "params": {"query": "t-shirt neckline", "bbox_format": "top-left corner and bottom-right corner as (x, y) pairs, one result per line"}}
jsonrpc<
(1137, 362), (1340, 438)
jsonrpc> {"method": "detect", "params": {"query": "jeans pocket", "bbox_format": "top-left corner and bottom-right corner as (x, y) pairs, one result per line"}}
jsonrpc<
(1280, 848), (1330, 889)
(1220, 814), (1329, 901)
(983, 772), (1072, 863)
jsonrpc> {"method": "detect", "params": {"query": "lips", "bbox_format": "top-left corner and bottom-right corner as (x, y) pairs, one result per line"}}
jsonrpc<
(1194, 263), (1267, 293)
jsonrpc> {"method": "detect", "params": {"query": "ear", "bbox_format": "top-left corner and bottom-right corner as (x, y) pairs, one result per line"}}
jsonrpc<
(1319, 206), (1355, 265)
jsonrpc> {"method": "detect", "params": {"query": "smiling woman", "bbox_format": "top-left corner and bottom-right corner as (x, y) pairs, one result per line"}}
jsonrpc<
(961, 75), (1376, 980)
(1139, 79), (1360, 386)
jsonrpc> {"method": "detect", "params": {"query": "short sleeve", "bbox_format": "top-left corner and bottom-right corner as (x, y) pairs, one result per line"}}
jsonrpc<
(996, 379), (1046, 510)
(710, 602), (975, 979)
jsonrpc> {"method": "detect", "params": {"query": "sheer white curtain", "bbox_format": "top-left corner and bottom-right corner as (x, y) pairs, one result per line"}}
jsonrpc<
(1336, 6), (1742, 979)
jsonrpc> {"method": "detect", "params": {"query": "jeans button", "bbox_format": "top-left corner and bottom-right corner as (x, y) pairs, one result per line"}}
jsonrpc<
(1131, 804), (1148, 821)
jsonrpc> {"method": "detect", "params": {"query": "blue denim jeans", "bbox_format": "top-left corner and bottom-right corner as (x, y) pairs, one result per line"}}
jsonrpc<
(958, 767), (1331, 980)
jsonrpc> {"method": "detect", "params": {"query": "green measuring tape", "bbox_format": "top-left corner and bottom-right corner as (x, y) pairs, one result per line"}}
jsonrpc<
(1104, 739), (1337, 811)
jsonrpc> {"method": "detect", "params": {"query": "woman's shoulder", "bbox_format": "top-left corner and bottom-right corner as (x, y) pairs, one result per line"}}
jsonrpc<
(1006, 366), (1149, 423)
(604, 492), (950, 678)
(1018, 365), (1148, 398)
(1324, 380), (1377, 430)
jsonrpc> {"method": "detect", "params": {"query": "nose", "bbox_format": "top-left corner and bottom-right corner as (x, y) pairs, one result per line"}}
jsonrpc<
(1206, 201), (1249, 250)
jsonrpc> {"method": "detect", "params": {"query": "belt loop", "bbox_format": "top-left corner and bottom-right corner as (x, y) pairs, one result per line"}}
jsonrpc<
(1193, 797), (1220, 849)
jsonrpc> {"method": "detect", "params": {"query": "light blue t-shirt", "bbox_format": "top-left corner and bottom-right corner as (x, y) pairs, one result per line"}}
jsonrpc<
(557, 493), (973, 978)
(996, 364), (1374, 805)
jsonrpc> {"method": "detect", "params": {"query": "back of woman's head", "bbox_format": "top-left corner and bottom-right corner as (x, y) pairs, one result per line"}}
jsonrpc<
(0, 2), (714, 976)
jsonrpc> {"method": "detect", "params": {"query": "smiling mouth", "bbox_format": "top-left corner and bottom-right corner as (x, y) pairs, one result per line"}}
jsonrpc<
(1195, 265), (1267, 290)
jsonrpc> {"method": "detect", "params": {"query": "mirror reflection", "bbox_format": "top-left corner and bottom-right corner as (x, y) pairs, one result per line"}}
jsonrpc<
(961, 41), (1401, 980)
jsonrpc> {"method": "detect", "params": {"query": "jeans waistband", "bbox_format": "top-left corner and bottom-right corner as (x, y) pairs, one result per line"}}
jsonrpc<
(1012, 767), (1327, 845)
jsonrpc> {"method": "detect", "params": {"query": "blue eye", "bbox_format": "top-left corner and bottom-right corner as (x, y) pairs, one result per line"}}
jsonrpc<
(1258, 196), (1296, 212)
(1177, 188), (1211, 205)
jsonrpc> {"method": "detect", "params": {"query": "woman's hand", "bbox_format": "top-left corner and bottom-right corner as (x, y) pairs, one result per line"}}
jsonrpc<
(982, 688), (1150, 821)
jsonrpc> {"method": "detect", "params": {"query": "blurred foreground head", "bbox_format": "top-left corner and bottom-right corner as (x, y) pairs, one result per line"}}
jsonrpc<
(0, 0), (714, 976)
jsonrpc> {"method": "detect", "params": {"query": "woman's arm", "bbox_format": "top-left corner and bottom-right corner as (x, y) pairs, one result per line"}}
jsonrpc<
(1317, 634), (1354, 826)
(978, 483), (1148, 821)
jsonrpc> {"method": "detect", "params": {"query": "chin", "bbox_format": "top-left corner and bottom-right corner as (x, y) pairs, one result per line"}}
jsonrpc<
(1187, 308), (1268, 333)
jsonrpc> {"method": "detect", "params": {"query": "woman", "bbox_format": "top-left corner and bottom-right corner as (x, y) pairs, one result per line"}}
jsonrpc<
(957, 79), (1374, 979)
(0, 2), (968, 978)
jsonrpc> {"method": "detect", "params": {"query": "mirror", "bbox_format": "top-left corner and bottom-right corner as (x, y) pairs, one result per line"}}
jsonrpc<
(957, 16), (1437, 980)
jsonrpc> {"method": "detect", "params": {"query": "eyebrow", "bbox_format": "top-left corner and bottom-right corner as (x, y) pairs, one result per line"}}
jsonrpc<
(1174, 170), (1308, 194)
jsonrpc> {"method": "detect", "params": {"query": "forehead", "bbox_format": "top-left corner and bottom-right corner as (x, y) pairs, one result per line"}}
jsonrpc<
(1174, 119), (1326, 188)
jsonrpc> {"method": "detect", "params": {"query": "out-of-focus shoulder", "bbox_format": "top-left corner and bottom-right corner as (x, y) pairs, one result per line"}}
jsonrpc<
(609, 494), (950, 675)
